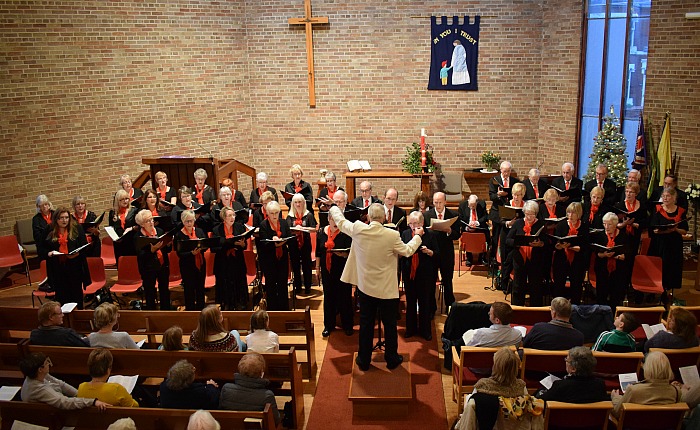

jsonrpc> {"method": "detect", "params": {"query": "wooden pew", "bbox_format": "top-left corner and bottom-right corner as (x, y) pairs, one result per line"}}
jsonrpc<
(66, 307), (317, 379)
(20, 345), (303, 429)
(0, 307), (41, 342)
(0, 400), (277, 430)
(0, 342), (24, 383)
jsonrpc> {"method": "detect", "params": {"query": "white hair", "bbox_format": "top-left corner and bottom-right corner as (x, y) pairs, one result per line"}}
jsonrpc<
(187, 410), (221, 430)
(256, 172), (268, 182)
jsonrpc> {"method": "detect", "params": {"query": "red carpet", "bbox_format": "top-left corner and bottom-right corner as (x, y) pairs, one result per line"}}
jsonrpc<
(306, 322), (447, 430)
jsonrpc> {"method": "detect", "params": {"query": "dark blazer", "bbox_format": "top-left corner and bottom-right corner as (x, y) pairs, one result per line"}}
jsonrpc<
(134, 226), (171, 275)
(488, 175), (520, 206)
(284, 180), (314, 211)
(159, 381), (220, 410)
(424, 207), (460, 256)
(383, 205), (408, 232)
(458, 199), (488, 227)
(249, 187), (278, 205)
(350, 195), (382, 208)
(551, 176), (584, 199)
(32, 212), (53, 260)
(257, 219), (293, 268)
(171, 202), (202, 226)
(400, 228), (440, 279)
(582, 202), (609, 230)
(584, 178), (618, 207)
(210, 201), (248, 225)
(191, 184), (217, 207)
(128, 187), (144, 201)
(523, 178), (549, 201)
(318, 186), (344, 200)
(538, 375), (608, 404)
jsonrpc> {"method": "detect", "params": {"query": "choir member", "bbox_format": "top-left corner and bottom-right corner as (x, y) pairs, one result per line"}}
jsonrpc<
(249, 172), (278, 206)
(507, 200), (546, 306)
(284, 164), (313, 211)
(617, 169), (647, 208)
(458, 194), (489, 265)
(134, 209), (171, 310)
(211, 207), (249, 310)
(317, 171), (340, 201)
(401, 211), (439, 340)
(584, 164), (617, 207)
(72, 195), (101, 258)
(383, 188), (408, 232)
(258, 201), (292, 311)
(44, 207), (91, 309)
(32, 194), (54, 261)
(175, 210), (207, 311)
(210, 186), (247, 226)
(497, 182), (527, 292)
(350, 181), (382, 209)
(425, 192), (460, 312)
(551, 162), (583, 204)
(615, 182), (647, 296)
(551, 202), (589, 304)
(539, 188), (565, 285)
(287, 193), (317, 295)
(109, 190), (137, 265)
(131, 189), (167, 229)
(524, 168), (549, 200)
(316, 206), (353, 337)
(583, 186), (607, 229)
(593, 212), (630, 311)
(192, 168), (217, 207)
(648, 187), (688, 303)
(412, 191), (432, 214)
(252, 191), (274, 228)
(154, 171), (177, 206)
(648, 174), (688, 213)
(220, 178), (247, 209)
(171, 186), (201, 226)
(119, 174), (143, 201)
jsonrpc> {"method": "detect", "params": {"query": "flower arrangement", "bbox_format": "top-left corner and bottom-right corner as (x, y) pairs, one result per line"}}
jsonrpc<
(481, 150), (501, 171)
(685, 183), (700, 205)
(401, 142), (438, 174)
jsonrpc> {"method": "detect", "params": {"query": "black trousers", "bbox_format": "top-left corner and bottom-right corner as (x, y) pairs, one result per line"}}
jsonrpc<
(436, 251), (455, 310)
(404, 274), (432, 338)
(357, 290), (400, 367)
(142, 264), (171, 310)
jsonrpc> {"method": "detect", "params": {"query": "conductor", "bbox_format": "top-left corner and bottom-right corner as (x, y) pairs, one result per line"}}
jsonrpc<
(323, 200), (424, 371)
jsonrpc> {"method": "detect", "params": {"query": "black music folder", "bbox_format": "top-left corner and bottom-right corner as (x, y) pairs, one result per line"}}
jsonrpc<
(82, 211), (105, 229)
(498, 205), (524, 220)
(175, 237), (220, 253)
(135, 228), (177, 250)
(591, 243), (625, 256)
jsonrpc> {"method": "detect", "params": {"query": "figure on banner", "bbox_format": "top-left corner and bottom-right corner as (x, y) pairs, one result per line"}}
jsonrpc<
(451, 40), (470, 85)
(440, 61), (451, 85)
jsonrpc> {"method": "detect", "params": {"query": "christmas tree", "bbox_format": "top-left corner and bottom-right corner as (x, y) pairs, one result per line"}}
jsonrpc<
(584, 106), (629, 186)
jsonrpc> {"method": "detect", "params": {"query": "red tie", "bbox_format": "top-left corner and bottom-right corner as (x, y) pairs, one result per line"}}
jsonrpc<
(565, 181), (570, 190)
(598, 182), (603, 188)
(387, 209), (392, 223)
(533, 184), (539, 198)
(410, 231), (419, 280)
(470, 209), (477, 223)
(438, 213), (443, 220)
(365, 199), (369, 208)
(503, 178), (509, 188)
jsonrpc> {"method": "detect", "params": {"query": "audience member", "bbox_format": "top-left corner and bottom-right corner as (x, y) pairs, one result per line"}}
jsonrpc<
(159, 325), (188, 351)
(219, 352), (281, 426)
(611, 351), (681, 418)
(592, 312), (639, 352)
(537, 346), (608, 403)
(19, 352), (109, 410)
(160, 360), (219, 410)
(462, 302), (522, 347)
(107, 418), (137, 430)
(29, 301), (89, 347)
(77, 348), (139, 407)
(523, 297), (584, 350)
(473, 347), (527, 397)
(246, 310), (279, 353)
(644, 307), (699, 353)
(189, 305), (244, 352)
(88, 303), (139, 349)
(187, 410), (221, 430)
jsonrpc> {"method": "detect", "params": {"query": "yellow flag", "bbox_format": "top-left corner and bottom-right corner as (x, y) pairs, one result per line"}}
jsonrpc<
(657, 113), (672, 186)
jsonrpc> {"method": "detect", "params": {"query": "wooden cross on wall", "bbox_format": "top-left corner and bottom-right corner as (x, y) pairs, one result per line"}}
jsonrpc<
(288, 0), (329, 108)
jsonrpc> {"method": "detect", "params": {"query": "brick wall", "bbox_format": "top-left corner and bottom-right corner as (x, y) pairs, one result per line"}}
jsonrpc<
(1, 0), (697, 237)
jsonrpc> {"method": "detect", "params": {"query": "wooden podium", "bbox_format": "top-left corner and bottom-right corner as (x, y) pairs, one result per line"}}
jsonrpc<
(349, 352), (412, 418)
(139, 157), (256, 194)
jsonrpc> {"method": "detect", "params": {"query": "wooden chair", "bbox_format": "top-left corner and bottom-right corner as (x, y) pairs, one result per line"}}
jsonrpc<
(615, 306), (665, 342)
(0, 235), (31, 287)
(451, 346), (502, 413)
(543, 400), (613, 430)
(520, 348), (569, 390)
(32, 260), (55, 307)
(510, 305), (551, 326)
(611, 402), (688, 430)
(672, 305), (700, 337)
(591, 351), (644, 391)
(649, 346), (700, 379)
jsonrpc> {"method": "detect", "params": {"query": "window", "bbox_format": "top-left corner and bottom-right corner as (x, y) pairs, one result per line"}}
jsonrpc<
(577, 0), (652, 176)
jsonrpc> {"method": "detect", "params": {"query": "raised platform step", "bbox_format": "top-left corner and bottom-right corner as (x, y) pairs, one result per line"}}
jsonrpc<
(349, 352), (412, 418)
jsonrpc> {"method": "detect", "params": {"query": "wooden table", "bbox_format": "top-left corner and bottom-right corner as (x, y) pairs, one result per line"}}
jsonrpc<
(345, 170), (432, 201)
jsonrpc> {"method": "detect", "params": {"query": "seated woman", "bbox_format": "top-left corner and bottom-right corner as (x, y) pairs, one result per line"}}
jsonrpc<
(159, 325), (188, 351)
(88, 303), (139, 349)
(72, 195), (101, 258)
(537, 346), (608, 403)
(77, 348), (139, 407)
(246, 310), (279, 353)
(160, 359), (219, 410)
(219, 352), (281, 426)
(644, 307), (699, 353)
(20, 351), (109, 410)
(188, 305), (244, 352)
(611, 351), (681, 418)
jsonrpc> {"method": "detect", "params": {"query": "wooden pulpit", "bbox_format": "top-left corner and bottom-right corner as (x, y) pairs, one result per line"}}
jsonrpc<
(140, 157), (256, 195)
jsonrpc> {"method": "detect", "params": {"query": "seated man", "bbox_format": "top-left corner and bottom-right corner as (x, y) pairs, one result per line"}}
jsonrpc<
(592, 312), (639, 352)
(30, 301), (89, 347)
(523, 297), (584, 350)
(463, 302), (522, 347)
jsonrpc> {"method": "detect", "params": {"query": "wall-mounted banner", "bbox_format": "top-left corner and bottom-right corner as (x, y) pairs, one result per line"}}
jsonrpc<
(428, 15), (480, 91)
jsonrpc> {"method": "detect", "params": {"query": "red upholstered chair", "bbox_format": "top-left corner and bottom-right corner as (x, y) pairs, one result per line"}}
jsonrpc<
(631, 255), (664, 296)
(592, 351), (644, 391)
(204, 250), (216, 289)
(459, 232), (487, 276)
(32, 260), (55, 307)
(0, 235), (31, 287)
(109, 256), (142, 295)
(451, 346), (503, 413)
(83, 257), (106, 295)
(100, 236), (117, 268)
(544, 401), (613, 430)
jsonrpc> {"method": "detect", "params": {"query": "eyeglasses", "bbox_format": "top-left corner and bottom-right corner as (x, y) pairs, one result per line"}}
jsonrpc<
(44, 358), (53, 368)
(564, 358), (571, 363)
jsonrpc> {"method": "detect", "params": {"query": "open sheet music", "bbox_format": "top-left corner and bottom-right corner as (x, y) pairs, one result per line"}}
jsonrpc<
(347, 160), (372, 172)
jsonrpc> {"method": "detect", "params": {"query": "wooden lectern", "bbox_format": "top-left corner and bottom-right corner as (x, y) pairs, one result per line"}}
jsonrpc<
(140, 157), (256, 195)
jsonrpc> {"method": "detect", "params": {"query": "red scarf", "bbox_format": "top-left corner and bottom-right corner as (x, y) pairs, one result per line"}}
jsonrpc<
(510, 199), (524, 208)
(150, 208), (159, 216)
(294, 182), (303, 193)
(625, 200), (637, 235)
(657, 205), (685, 223)
(326, 185), (337, 196)
(183, 227), (203, 270)
(606, 232), (617, 273)
(195, 185), (205, 205)
(128, 188), (135, 200)
(118, 207), (127, 229)
(42, 212), (52, 225)
(533, 183), (539, 198)
(547, 204), (557, 218)
(224, 223), (237, 257)
(294, 214), (304, 248)
(565, 220), (580, 264)
(519, 221), (534, 261)
(410, 230), (419, 280)
(262, 207), (268, 221)
(257, 187), (267, 196)
(57, 230), (68, 254)
(143, 227), (163, 264)
(324, 226), (339, 272)
(158, 186), (167, 200)
(270, 220), (284, 259)
(588, 204), (599, 223)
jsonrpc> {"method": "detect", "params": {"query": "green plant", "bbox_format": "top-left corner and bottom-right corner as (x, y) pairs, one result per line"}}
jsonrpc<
(402, 142), (438, 174)
(481, 150), (500, 170)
